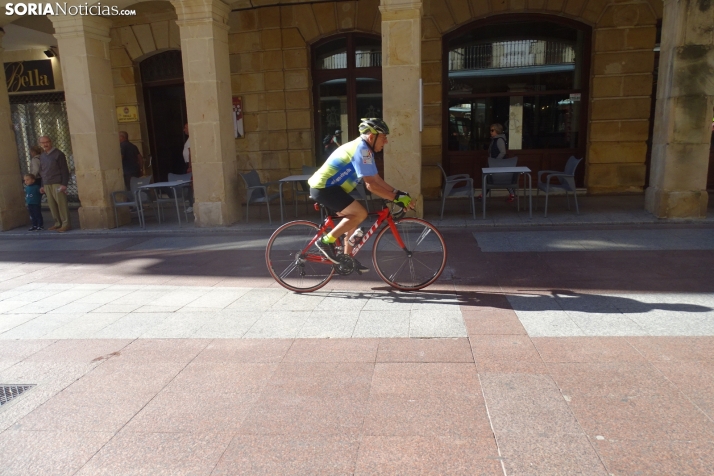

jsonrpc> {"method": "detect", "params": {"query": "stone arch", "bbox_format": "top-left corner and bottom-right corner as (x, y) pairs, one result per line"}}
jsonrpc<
(280, 0), (381, 45)
(108, 1), (179, 178)
(110, 1), (180, 64)
(426, 0), (599, 38)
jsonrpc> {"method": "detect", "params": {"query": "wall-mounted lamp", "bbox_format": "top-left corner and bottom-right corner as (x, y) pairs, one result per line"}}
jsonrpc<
(44, 47), (58, 58)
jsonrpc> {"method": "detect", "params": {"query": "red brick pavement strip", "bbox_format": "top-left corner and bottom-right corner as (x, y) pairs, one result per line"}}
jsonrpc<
(1, 337), (714, 474)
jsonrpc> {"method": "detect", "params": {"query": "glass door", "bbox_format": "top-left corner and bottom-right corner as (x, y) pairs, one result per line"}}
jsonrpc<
(313, 34), (382, 164)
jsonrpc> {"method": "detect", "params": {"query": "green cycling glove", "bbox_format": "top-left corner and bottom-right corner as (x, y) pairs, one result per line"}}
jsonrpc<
(393, 190), (412, 208)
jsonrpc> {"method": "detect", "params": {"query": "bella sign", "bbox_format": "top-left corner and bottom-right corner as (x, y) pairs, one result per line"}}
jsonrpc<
(4, 60), (55, 93)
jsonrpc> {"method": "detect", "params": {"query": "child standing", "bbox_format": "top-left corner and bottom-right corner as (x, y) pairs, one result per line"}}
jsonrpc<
(24, 174), (44, 231)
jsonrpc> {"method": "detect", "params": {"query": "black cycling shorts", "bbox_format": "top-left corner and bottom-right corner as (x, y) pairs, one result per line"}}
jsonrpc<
(309, 185), (355, 214)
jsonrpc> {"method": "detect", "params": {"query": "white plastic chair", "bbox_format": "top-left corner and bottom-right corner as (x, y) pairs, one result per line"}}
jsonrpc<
(111, 176), (156, 228)
(154, 173), (192, 222)
(296, 165), (318, 214)
(239, 170), (280, 223)
(536, 156), (583, 217)
(436, 163), (475, 219)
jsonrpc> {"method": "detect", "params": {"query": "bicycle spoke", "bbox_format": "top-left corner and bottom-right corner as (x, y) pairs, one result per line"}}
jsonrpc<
(373, 218), (446, 291)
(411, 255), (438, 275)
(415, 227), (432, 248)
(388, 257), (409, 283)
(279, 261), (299, 280)
(408, 258), (416, 284)
(266, 221), (334, 292)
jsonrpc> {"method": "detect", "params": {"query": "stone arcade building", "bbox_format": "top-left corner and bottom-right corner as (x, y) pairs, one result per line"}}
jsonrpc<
(0, 0), (712, 230)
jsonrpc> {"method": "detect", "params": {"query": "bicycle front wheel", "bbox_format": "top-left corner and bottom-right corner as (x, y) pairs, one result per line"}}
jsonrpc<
(266, 220), (335, 293)
(372, 218), (447, 291)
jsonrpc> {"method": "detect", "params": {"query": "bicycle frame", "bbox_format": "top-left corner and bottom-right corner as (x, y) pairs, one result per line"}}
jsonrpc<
(301, 205), (406, 263)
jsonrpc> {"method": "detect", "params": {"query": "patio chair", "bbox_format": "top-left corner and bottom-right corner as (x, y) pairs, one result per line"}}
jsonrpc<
(296, 165), (318, 213)
(536, 156), (582, 217)
(111, 175), (157, 228)
(436, 163), (475, 219)
(239, 169), (280, 223)
(155, 173), (192, 222)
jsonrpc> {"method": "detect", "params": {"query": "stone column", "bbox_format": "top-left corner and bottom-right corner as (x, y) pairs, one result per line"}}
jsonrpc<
(51, 16), (125, 228)
(645, 0), (714, 218)
(171, 0), (239, 226)
(0, 29), (30, 231)
(380, 0), (423, 217)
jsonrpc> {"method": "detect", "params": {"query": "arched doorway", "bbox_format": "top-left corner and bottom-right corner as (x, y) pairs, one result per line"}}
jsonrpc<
(140, 50), (187, 182)
(312, 33), (382, 165)
(443, 15), (591, 185)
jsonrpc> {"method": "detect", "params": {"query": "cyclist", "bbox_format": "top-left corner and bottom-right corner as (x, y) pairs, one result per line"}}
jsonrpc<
(308, 118), (413, 272)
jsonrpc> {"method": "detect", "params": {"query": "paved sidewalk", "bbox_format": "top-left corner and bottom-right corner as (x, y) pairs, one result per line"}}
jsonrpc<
(1, 224), (713, 474)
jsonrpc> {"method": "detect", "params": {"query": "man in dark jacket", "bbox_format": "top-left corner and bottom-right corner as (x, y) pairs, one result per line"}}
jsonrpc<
(38, 136), (71, 232)
(119, 131), (143, 189)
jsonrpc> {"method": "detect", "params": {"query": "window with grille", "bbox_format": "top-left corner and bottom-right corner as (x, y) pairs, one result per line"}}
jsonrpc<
(10, 92), (79, 203)
(446, 19), (588, 152)
(140, 50), (183, 85)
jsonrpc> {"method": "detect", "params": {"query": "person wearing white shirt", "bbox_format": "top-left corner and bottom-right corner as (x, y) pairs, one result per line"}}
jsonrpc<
(182, 123), (194, 213)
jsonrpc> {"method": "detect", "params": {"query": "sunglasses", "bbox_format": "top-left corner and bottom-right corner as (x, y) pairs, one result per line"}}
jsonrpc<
(489, 129), (496, 132)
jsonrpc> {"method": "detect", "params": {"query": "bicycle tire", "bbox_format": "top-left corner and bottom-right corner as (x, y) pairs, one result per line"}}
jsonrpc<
(266, 220), (335, 293)
(372, 218), (447, 291)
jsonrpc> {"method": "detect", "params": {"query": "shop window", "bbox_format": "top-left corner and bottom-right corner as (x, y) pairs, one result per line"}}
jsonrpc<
(10, 92), (79, 202)
(446, 19), (588, 152)
(313, 34), (382, 164)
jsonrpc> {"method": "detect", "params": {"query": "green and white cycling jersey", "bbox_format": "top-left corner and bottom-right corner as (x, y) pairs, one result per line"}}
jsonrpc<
(308, 137), (378, 193)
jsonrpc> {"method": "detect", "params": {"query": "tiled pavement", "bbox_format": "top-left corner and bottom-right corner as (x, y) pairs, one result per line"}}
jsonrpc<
(1, 223), (714, 474)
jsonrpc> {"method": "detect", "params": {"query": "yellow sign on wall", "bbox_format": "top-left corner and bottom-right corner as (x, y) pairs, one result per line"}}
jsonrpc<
(116, 106), (139, 123)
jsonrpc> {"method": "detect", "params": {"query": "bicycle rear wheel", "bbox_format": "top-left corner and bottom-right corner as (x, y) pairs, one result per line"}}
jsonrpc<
(372, 218), (447, 291)
(266, 220), (335, 292)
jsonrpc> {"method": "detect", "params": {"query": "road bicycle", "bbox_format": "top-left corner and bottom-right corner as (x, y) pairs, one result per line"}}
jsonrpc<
(265, 200), (447, 293)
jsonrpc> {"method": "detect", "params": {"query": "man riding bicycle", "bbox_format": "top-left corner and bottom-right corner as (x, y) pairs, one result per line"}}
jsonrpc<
(308, 118), (414, 272)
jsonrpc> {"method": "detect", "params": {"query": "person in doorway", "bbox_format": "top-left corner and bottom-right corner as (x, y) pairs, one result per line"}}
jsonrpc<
(182, 123), (194, 213)
(38, 135), (71, 232)
(29, 145), (43, 188)
(183, 123), (192, 174)
(323, 129), (342, 159)
(119, 131), (143, 190)
(478, 123), (514, 202)
(24, 174), (44, 231)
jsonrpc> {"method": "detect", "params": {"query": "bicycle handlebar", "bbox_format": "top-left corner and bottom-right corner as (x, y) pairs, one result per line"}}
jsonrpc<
(380, 200), (408, 220)
(393, 205), (407, 220)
